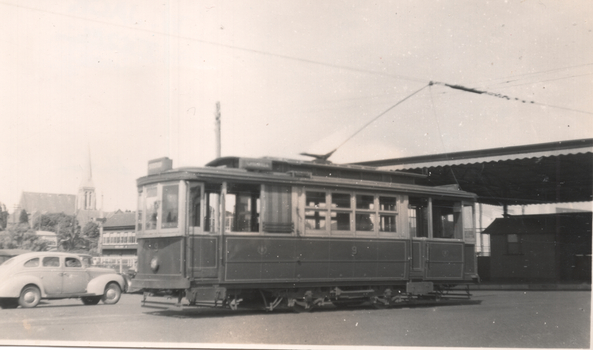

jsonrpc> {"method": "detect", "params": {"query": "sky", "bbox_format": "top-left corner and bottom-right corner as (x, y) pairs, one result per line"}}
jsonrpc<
(1, 0), (592, 213)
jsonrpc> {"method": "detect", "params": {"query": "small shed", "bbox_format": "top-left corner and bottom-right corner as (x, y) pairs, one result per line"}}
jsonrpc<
(483, 212), (591, 283)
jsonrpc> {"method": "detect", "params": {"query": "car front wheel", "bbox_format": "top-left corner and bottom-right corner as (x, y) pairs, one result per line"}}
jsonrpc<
(102, 282), (121, 305)
(19, 285), (41, 308)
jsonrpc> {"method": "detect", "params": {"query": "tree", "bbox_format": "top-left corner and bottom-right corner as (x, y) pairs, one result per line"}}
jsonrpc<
(0, 223), (49, 251)
(0, 202), (8, 231)
(19, 209), (29, 224)
(33, 213), (62, 232)
(31, 213), (91, 251)
(56, 215), (86, 251)
(82, 221), (100, 239)
(81, 221), (100, 251)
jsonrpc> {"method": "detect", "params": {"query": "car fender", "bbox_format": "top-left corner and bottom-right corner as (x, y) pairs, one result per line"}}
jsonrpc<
(86, 274), (125, 295)
(0, 275), (45, 298)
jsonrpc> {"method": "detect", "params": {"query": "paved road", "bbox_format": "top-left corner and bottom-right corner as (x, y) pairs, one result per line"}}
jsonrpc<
(0, 290), (590, 348)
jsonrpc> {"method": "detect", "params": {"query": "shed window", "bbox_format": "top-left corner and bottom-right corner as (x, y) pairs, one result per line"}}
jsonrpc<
(507, 234), (522, 255)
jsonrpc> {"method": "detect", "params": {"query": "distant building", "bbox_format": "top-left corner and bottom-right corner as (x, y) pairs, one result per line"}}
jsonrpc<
(99, 211), (137, 271)
(484, 212), (592, 283)
(10, 149), (102, 227)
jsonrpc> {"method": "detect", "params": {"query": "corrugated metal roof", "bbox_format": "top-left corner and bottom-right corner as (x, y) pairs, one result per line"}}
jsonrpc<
(355, 138), (593, 170)
(353, 139), (593, 206)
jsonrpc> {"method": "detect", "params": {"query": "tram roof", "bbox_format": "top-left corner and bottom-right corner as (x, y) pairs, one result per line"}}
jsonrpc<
(140, 156), (477, 199)
(353, 138), (593, 206)
(205, 156), (426, 180)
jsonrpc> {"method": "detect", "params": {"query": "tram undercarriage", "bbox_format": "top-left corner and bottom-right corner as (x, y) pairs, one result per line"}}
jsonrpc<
(140, 282), (473, 312)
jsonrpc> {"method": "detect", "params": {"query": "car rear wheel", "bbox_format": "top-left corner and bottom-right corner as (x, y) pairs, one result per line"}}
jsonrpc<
(102, 282), (122, 305)
(81, 296), (102, 305)
(19, 285), (41, 308)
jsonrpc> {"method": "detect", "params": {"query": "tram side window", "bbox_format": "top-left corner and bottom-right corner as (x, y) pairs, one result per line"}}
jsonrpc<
(432, 199), (462, 239)
(378, 196), (397, 232)
(226, 183), (260, 232)
(305, 191), (327, 230)
(355, 194), (375, 231)
(331, 192), (351, 231)
(409, 197), (429, 238)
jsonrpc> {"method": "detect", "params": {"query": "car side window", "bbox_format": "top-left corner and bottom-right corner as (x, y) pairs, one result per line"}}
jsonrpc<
(24, 258), (40, 267)
(65, 257), (82, 268)
(42, 257), (60, 267)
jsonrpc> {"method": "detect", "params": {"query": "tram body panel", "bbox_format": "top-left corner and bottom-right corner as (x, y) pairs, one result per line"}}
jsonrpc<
(136, 236), (188, 289)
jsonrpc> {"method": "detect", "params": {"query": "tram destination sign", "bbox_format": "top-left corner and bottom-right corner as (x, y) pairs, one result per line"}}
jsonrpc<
(239, 158), (273, 171)
(148, 157), (173, 175)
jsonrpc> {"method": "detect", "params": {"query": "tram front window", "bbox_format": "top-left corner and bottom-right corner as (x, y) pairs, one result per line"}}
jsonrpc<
(141, 183), (180, 232)
(161, 184), (179, 228)
(145, 186), (158, 230)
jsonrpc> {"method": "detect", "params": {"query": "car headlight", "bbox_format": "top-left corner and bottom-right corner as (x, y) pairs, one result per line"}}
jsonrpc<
(150, 257), (159, 272)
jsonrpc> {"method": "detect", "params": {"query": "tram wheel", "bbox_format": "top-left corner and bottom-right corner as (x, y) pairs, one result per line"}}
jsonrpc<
(369, 296), (391, 309)
(291, 300), (315, 313)
(332, 300), (363, 309)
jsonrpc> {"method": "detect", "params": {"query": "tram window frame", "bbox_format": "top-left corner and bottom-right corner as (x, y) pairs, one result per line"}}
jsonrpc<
(303, 189), (402, 237)
(409, 196), (430, 238)
(462, 203), (476, 242)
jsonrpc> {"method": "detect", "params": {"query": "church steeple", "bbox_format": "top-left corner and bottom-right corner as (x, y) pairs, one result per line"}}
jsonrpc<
(77, 146), (96, 211)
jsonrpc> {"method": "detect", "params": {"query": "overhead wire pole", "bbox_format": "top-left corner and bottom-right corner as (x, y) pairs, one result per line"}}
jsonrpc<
(215, 102), (221, 159)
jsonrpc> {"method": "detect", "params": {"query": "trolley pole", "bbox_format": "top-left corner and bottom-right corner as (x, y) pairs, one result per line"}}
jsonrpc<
(215, 101), (221, 158)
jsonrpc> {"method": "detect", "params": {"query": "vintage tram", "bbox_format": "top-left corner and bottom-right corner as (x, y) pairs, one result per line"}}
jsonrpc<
(134, 156), (478, 311)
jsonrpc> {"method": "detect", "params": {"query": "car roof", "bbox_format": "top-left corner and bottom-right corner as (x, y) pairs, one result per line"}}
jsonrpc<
(12, 251), (88, 262)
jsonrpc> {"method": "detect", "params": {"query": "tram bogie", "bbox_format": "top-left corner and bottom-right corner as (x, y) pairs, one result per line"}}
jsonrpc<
(134, 156), (479, 311)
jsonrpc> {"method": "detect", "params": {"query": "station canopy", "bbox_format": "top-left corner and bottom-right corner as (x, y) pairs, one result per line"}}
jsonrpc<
(353, 138), (593, 207)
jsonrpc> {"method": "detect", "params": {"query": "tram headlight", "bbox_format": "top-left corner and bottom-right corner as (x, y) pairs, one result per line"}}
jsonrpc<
(150, 257), (160, 272)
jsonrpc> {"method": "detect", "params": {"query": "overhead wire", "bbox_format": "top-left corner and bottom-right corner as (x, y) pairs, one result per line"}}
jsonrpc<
(0, 1), (427, 85)
(470, 62), (593, 88)
(5, 1), (592, 160)
(328, 83), (432, 155)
